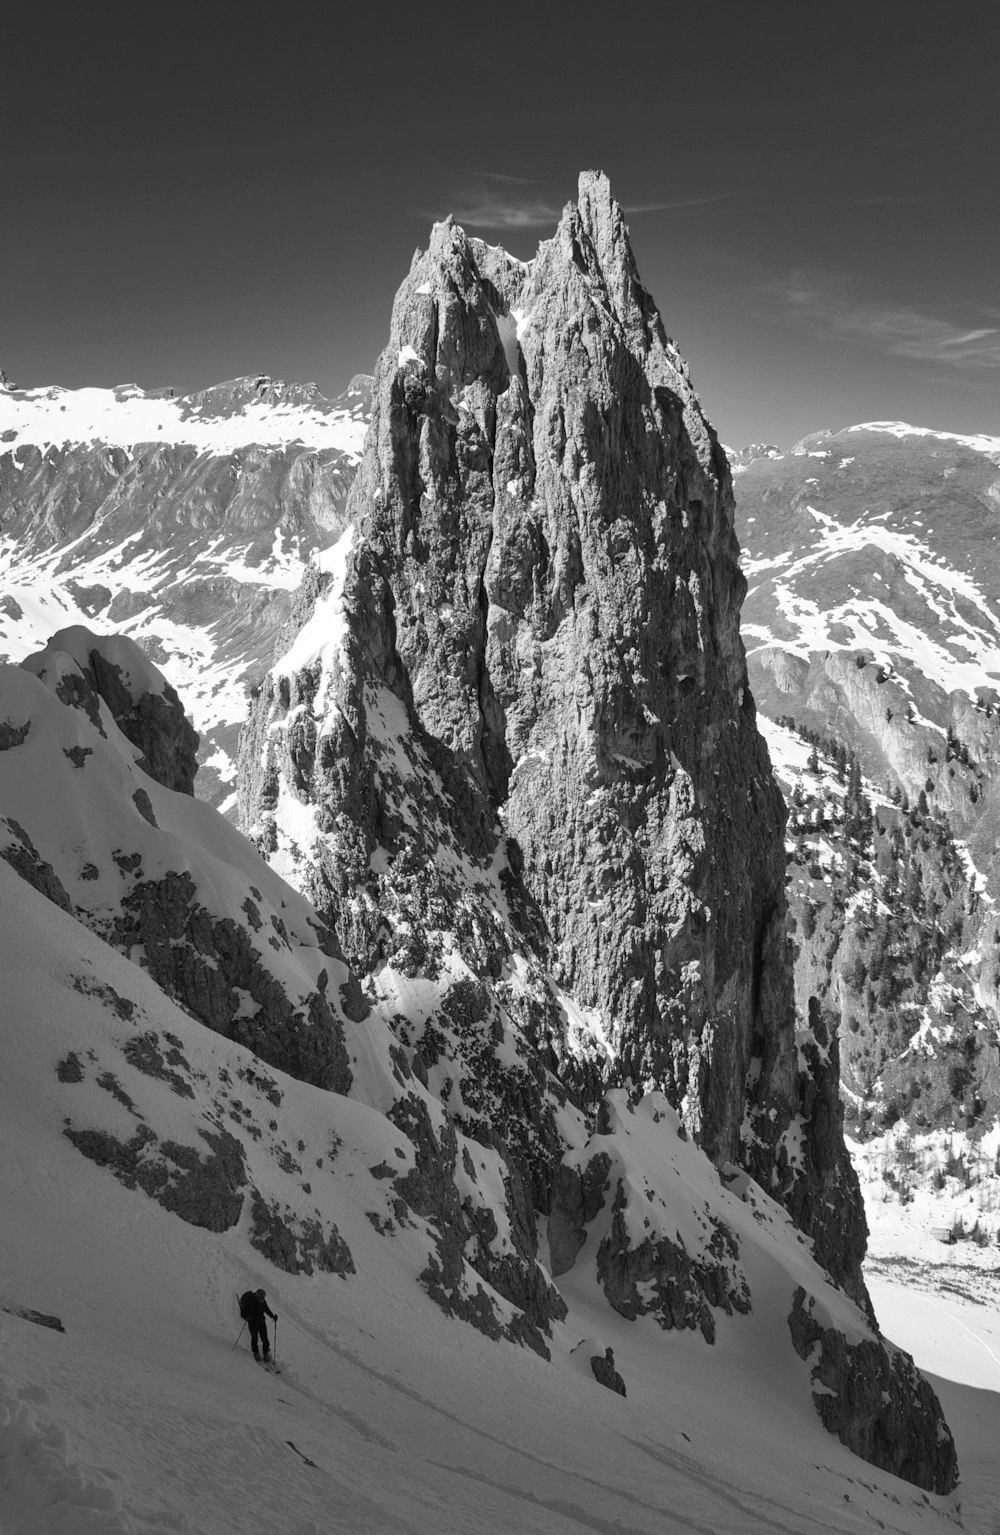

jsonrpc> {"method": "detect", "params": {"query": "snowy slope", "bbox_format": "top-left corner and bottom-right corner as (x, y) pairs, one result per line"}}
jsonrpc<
(1, 862), (991, 1535)
(0, 377), (368, 455)
(0, 622), (974, 1525)
(737, 424), (1000, 708)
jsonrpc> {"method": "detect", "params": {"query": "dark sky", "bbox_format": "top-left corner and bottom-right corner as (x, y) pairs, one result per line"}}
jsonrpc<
(6, 1), (998, 448)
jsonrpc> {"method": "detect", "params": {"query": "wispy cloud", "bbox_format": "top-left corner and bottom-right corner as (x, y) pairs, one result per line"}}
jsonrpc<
(798, 193), (939, 209)
(444, 190), (564, 229)
(775, 271), (1000, 370)
(624, 192), (742, 215)
(432, 179), (744, 231)
(465, 171), (541, 187)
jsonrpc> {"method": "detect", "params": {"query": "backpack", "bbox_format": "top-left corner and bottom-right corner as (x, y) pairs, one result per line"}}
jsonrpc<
(238, 1291), (254, 1320)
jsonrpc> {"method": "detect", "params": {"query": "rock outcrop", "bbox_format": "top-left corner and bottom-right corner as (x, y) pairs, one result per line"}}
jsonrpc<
(0, 629), (356, 1093)
(238, 173), (956, 1484)
(789, 1286), (958, 1493)
(23, 625), (199, 793)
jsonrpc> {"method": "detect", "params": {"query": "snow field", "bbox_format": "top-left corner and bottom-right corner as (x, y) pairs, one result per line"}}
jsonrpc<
(1, 855), (993, 1532)
(0, 385), (368, 456)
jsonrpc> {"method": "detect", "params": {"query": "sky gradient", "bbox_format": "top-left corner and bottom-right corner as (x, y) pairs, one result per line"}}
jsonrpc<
(5, 0), (998, 449)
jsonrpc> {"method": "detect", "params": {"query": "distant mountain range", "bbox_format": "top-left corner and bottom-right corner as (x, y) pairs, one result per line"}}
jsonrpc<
(0, 372), (370, 809)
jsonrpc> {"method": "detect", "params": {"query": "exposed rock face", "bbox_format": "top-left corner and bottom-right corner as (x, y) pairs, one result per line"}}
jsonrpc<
(784, 999), (870, 1308)
(249, 1190), (354, 1277)
(110, 869), (353, 1092)
(789, 1287), (958, 1492)
(64, 1122), (248, 1233)
(389, 1091), (566, 1355)
(552, 1093), (754, 1346)
(0, 816), (73, 912)
(590, 1347), (626, 1396)
(596, 1177), (750, 1344)
(727, 442), (783, 472)
(242, 169), (835, 1249)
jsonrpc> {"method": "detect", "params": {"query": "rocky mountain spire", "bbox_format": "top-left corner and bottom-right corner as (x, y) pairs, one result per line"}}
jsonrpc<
(238, 173), (955, 1487)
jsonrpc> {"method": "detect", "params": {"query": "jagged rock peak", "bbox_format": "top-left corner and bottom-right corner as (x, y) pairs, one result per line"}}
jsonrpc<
(557, 170), (647, 335)
(245, 165), (790, 1188)
(728, 442), (783, 471)
(179, 374), (328, 415)
(237, 175), (958, 1484)
(388, 170), (718, 478)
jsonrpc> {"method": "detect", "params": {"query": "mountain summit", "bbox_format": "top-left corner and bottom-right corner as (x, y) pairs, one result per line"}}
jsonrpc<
(237, 171), (955, 1486)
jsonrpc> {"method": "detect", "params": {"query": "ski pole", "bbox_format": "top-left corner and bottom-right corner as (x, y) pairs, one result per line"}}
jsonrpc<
(232, 1323), (246, 1352)
(273, 1316), (278, 1365)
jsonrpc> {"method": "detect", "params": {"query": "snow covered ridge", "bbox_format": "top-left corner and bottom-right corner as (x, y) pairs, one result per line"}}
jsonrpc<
(0, 376), (370, 455)
(848, 420), (1000, 456)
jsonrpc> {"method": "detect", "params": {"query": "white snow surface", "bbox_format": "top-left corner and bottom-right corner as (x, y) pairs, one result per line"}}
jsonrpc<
(849, 421), (1000, 457)
(0, 384), (369, 455)
(271, 525), (356, 684)
(0, 840), (995, 1530)
(743, 497), (1000, 697)
(23, 624), (169, 700)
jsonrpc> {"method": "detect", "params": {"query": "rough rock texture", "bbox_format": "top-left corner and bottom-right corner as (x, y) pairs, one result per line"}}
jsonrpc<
(596, 1177), (751, 1344)
(87, 646), (200, 794)
(0, 816), (73, 912)
(783, 999), (871, 1310)
(249, 1191), (355, 1276)
(547, 1154), (612, 1277)
(0, 632), (357, 1098)
(788, 1287), (958, 1494)
(111, 869), (352, 1092)
(389, 1092), (565, 1354)
(590, 1347), (627, 1397)
(64, 1123), (248, 1233)
(241, 169), (846, 1261)
(19, 624), (200, 793)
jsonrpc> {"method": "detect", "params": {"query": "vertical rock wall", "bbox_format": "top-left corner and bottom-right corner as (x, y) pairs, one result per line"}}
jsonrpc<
(240, 171), (861, 1288)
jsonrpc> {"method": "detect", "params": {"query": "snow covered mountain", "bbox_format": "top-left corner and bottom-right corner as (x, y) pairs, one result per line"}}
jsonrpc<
(733, 424), (1000, 1227)
(0, 372), (370, 811)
